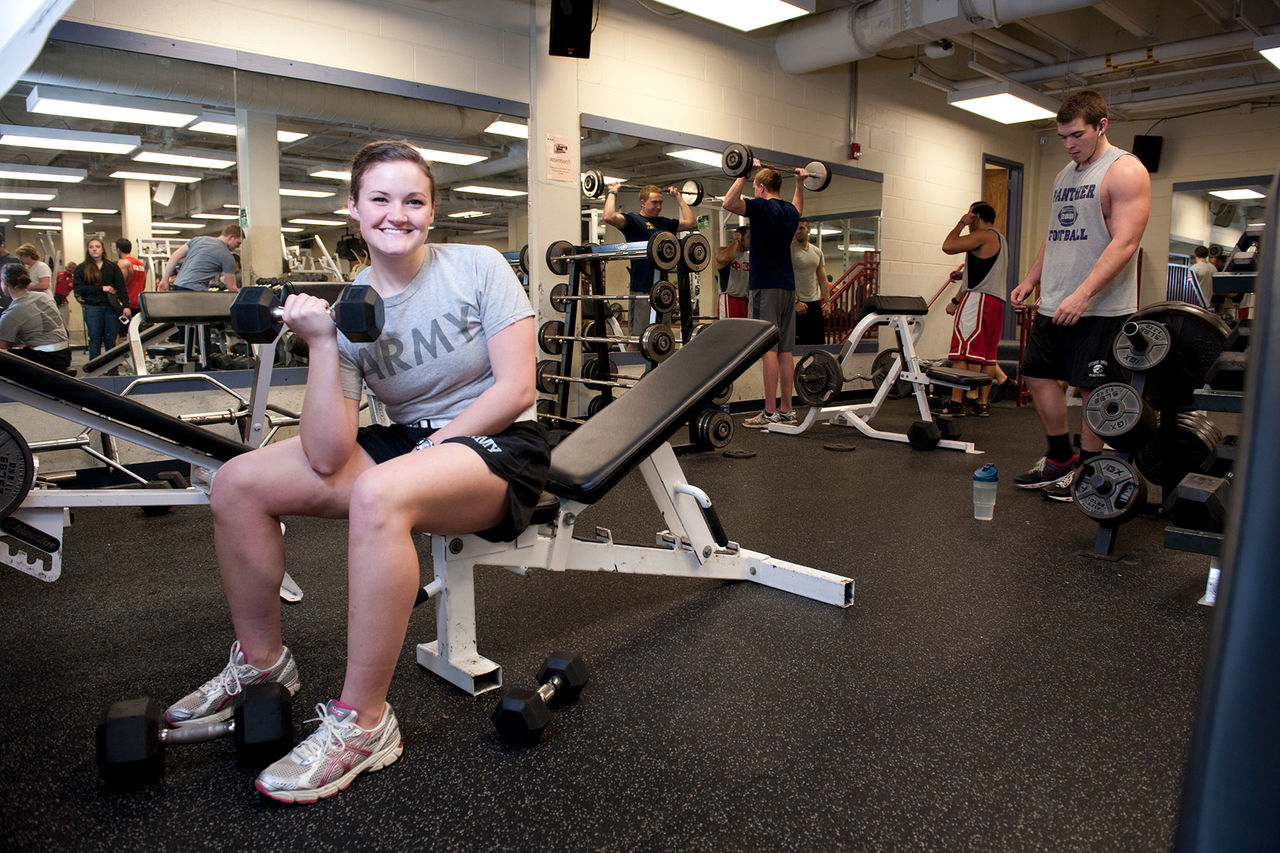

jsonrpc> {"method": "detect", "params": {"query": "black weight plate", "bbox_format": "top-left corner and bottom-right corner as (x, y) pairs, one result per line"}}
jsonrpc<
(581, 357), (618, 382)
(0, 418), (34, 519)
(823, 443), (856, 452)
(723, 449), (756, 459)
(681, 232), (711, 272)
(640, 324), (675, 362)
(537, 320), (565, 355)
(1132, 411), (1222, 490)
(1072, 455), (1147, 523)
(722, 142), (753, 178)
(793, 350), (842, 407)
(548, 282), (569, 313)
(649, 281), (678, 314)
(1082, 382), (1156, 450)
(710, 380), (733, 407)
(870, 348), (911, 399)
(518, 244), (529, 276)
(587, 394), (610, 417)
(1127, 301), (1229, 405)
(545, 240), (574, 276)
(581, 169), (604, 199)
(535, 360), (561, 394)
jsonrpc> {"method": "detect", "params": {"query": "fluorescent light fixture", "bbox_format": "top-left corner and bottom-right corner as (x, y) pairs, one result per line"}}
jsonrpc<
(1247, 221), (1267, 228)
(0, 163), (86, 183)
(134, 149), (235, 169)
(309, 168), (352, 181)
(280, 187), (336, 198)
(193, 212), (241, 220)
(109, 169), (202, 184)
(0, 189), (56, 200)
(454, 185), (527, 197)
(190, 114), (308, 143)
(0, 208), (31, 216)
(472, 228), (505, 235)
(646, 0), (813, 31)
(331, 208), (352, 216)
(0, 218), (8, 223)
(1209, 188), (1265, 200)
(484, 120), (528, 138)
(50, 206), (118, 214)
(664, 146), (723, 168)
(15, 223), (58, 230)
(281, 227), (305, 233)
(153, 221), (206, 230)
(947, 80), (1057, 124)
(838, 244), (877, 252)
(29, 217), (60, 223)
(448, 210), (490, 219)
(413, 145), (488, 166)
(809, 226), (840, 237)
(1257, 34), (1280, 70)
(151, 229), (181, 235)
(0, 124), (140, 154)
(26, 85), (198, 127)
(223, 204), (241, 209)
(288, 217), (347, 226)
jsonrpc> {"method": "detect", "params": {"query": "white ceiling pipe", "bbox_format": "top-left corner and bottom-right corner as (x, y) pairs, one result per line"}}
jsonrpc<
(974, 29), (1058, 66)
(1007, 29), (1280, 85)
(775, 0), (1098, 75)
(1108, 81), (1280, 115)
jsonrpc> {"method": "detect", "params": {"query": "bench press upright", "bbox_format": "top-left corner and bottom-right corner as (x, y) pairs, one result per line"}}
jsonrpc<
(415, 319), (855, 696)
(768, 295), (987, 454)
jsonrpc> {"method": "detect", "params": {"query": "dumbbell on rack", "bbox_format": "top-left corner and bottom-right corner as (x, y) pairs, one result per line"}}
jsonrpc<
(230, 285), (384, 343)
(537, 320), (676, 362)
(721, 142), (833, 192)
(96, 682), (293, 788)
(679, 232), (711, 272)
(550, 280), (678, 315)
(536, 355), (640, 395)
(491, 652), (590, 746)
(580, 169), (706, 206)
(545, 232), (680, 276)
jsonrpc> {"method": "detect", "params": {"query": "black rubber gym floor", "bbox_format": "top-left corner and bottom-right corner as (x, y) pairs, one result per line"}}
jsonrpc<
(0, 398), (1214, 851)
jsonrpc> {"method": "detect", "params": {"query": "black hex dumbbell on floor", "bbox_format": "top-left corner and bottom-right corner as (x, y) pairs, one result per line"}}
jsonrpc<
(491, 652), (590, 747)
(230, 284), (384, 343)
(96, 682), (293, 788)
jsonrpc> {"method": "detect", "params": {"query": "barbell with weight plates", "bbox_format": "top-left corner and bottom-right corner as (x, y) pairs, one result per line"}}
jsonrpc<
(793, 350), (843, 407)
(679, 232), (711, 272)
(537, 320), (675, 363)
(545, 232), (680, 276)
(1082, 382), (1157, 451)
(580, 169), (706, 207)
(721, 142), (833, 192)
(1132, 411), (1224, 491)
(1071, 454), (1148, 524)
(690, 408), (734, 450)
(229, 285), (384, 344)
(549, 280), (677, 315)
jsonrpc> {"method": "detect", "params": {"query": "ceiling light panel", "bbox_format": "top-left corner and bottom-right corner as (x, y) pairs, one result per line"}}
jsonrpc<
(26, 85), (198, 127)
(454, 185), (527, 197)
(0, 124), (140, 155)
(109, 170), (202, 184)
(0, 189), (57, 201)
(50, 206), (118, 214)
(0, 163), (86, 183)
(484, 120), (528, 138)
(646, 0), (814, 32)
(134, 149), (236, 169)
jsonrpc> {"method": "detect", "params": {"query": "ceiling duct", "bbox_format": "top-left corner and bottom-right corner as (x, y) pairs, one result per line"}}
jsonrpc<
(775, 0), (1097, 75)
(21, 40), (496, 140)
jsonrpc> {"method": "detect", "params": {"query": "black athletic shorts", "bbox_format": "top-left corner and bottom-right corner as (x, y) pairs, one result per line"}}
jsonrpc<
(355, 419), (551, 543)
(1021, 313), (1130, 388)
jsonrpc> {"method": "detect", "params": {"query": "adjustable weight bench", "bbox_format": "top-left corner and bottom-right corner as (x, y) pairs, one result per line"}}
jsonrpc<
(768, 295), (988, 453)
(414, 318), (855, 696)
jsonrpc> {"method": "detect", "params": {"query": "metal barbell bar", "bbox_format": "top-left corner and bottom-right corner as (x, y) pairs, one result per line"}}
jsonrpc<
(545, 232), (680, 276)
(721, 142), (833, 192)
(537, 320), (675, 362)
(581, 169), (706, 207)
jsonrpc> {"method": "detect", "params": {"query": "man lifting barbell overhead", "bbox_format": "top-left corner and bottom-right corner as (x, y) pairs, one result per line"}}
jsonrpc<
(601, 178), (695, 349)
(1009, 89), (1150, 501)
(722, 157), (807, 428)
(163, 141), (551, 804)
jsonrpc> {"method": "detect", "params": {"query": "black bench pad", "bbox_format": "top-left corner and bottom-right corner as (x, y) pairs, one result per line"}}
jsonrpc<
(547, 318), (778, 505)
(925, 365), (993, 388)
(859, 295), (929, 319)
(139, 291), (237, 324)
(0, 350), (251, 463)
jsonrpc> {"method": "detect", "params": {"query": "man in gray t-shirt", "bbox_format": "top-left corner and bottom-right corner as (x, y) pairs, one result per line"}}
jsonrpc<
(160, 225), (244, 291)
(1189, 245), (1218, 307)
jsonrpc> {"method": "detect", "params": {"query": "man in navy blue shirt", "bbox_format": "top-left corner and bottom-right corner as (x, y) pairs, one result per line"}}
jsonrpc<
(722, 161), (806, 427)
(602, 181), (695, 347)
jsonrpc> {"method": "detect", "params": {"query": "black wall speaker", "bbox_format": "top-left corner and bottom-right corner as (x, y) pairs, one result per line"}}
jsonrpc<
(550, 0), (593, 58)
(1132, 134), (1163, 173)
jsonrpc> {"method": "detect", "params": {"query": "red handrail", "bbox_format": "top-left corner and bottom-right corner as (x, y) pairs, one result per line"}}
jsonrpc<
(822, 251), (880, 344)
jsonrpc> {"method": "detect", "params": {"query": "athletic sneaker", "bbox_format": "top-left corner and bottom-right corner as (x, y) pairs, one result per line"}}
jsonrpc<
(944, 400), (965, 417)
(1014, 454), (1079, 489)
(255, 700), (403, 804)
(967, 400), (991, 418)
(779, 410), (797, 425)
(165, 640), (301, 727)
(743, 411), (780, 429)
(1041, 469), (1076, 502)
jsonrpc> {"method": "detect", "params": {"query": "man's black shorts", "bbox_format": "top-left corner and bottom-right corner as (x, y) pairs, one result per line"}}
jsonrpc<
(355, 419), (551, 543)
(1021, 313), (1130, 388)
